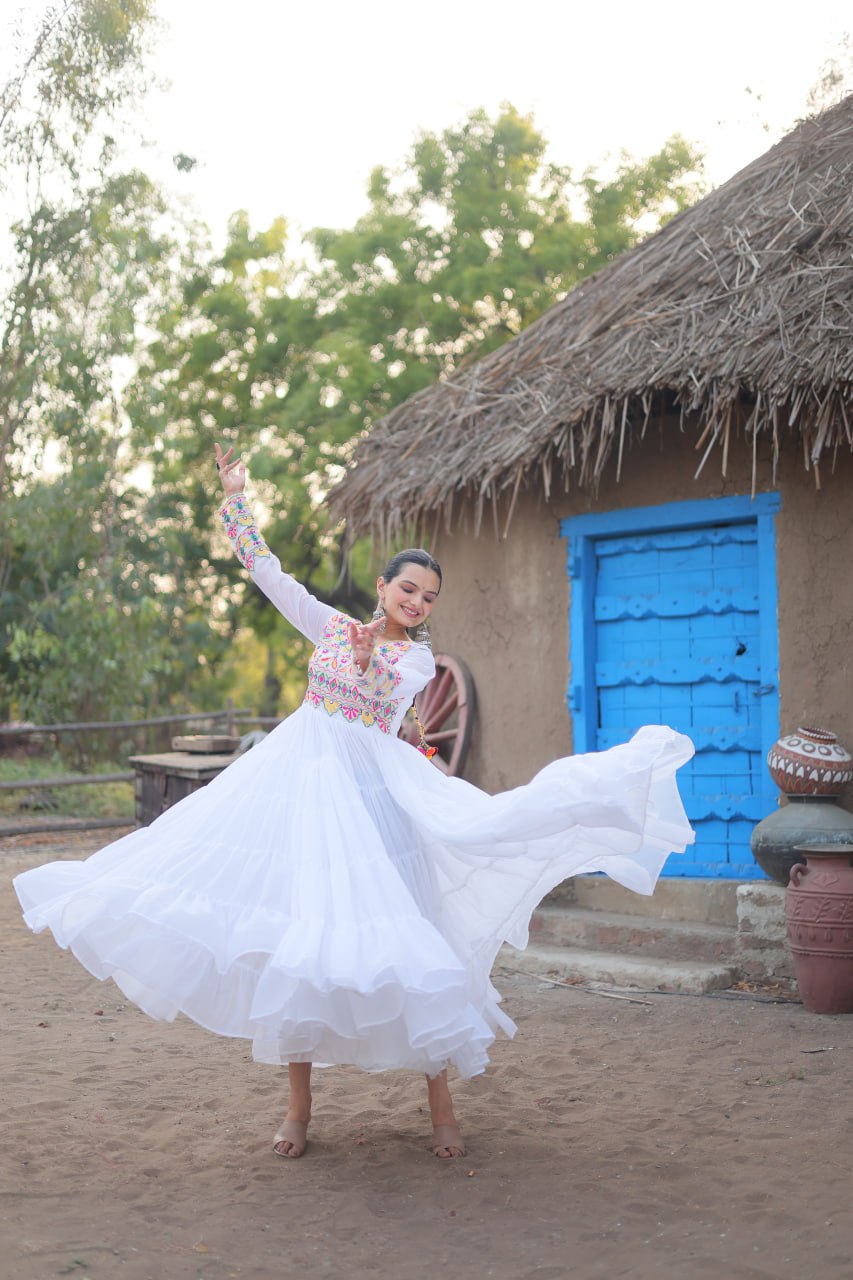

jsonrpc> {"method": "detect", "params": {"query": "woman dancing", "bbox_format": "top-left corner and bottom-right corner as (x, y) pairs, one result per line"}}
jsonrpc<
(14, 442), (694, 1160)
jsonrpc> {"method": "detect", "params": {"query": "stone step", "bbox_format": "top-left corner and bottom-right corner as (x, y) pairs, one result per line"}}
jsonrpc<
(529, 904), (737, 964)
(564, 874), (740, 927)
(501, 943), (737, 996)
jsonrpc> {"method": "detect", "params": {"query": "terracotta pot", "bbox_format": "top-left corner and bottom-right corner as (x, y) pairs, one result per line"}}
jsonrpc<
(786, 844), (853, 1014)
(768, 726), (853, 797)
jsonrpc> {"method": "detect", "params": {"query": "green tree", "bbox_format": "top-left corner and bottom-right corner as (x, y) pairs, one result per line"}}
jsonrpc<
(300, 107), (701, 456)
(125, 212), (333, 717)
(0, 0), (159, 504)
(3, 467), (230, 731)
(132, 105), (704, 652)
(0, 41), (705, 728)
(0, 0), (212, 725)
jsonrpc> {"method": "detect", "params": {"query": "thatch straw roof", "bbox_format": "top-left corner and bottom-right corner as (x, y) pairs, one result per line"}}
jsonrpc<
(332, 95), (853, 541)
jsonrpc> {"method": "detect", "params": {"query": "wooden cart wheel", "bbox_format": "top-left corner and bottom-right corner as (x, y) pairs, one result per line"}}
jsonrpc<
(398, 652), (476, 776)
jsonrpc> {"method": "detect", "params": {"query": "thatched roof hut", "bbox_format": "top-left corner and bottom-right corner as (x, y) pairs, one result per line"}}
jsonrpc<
(332, 95), (853, 543)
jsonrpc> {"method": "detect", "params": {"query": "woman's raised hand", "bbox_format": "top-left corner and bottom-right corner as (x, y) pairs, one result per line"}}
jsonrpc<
(215, 442), (247, 497)
(348, 617), (385, 675)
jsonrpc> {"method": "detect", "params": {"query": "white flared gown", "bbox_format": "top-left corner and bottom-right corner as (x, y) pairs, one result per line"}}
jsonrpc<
(14, 496), (695, 1079)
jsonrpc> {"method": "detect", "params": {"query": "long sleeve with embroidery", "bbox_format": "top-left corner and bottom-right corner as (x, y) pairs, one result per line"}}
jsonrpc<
(352, 636), (435, 703)
(219, 494), (335, 645)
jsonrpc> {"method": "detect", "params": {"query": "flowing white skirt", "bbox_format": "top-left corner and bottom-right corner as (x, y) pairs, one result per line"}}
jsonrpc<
(14, 708), (694, 1078)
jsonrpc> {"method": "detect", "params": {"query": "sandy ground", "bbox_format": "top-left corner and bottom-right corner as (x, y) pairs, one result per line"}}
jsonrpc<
(2, 832), (853, 1280)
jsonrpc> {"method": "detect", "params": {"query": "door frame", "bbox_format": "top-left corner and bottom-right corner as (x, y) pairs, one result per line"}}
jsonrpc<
(560, 490), (781, 776)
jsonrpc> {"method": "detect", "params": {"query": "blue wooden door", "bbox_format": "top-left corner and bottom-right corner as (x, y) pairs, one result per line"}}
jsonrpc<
(563, 496), (780, 878)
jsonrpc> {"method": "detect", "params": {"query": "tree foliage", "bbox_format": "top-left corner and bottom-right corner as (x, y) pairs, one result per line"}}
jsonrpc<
(0, 0), (161, 498)
(131, 107), (704, 702)
(0, 10), (705, 725)
(0, 0), (193, 725)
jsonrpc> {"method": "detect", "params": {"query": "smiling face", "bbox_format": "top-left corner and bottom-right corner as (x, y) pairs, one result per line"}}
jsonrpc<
(378, 562), (441, 640)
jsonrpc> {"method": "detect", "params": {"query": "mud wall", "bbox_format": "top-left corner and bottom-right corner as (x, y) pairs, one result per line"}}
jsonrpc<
(430, 422), (853, 795)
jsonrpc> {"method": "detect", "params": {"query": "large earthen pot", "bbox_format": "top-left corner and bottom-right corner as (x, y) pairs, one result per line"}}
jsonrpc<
(786, 844), (853, 1014)
(751, 796), (853, 886)
(752, 726), (853, 885)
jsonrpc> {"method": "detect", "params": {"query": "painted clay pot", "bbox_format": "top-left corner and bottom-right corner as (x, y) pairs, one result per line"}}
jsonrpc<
(767, 726), (853, 797)
(786, 844), (853, 1014)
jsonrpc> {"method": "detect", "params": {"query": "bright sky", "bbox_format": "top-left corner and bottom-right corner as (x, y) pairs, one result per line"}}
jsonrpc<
(2, 0), (851, 246)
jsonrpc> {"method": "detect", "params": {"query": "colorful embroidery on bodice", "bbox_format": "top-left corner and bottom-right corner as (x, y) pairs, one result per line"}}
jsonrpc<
(304, 613), (407, 735)
(220, 494), (270, 571)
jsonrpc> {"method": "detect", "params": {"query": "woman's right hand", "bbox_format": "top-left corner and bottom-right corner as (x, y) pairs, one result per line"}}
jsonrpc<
(215, 441), (247, 497)
(348, 616), (386, 676)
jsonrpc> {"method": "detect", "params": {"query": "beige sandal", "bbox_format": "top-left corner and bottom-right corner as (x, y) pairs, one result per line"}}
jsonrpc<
(272, 1119), (309, 1158)
(432, 1123), (466, 1158)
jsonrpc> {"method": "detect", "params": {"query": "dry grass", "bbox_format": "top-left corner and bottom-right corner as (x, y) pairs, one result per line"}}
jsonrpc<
(332, 95), (853, 542)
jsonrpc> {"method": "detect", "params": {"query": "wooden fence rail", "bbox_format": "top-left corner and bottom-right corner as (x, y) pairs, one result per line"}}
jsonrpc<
(0, 707), (251, 737)
(0, 705), (257, 839)
(0, 817), (132, 839)
(0, 772), (134, 792)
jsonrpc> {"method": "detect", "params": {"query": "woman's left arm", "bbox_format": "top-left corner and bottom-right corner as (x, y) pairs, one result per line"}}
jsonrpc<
(215, 442), (335, 644)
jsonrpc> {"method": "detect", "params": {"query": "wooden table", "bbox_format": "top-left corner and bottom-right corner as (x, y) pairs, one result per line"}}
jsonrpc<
(128, 751), (239, 827)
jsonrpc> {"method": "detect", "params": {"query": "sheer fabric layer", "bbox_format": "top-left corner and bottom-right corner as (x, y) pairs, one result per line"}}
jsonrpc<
(15, 710), (693, 1077)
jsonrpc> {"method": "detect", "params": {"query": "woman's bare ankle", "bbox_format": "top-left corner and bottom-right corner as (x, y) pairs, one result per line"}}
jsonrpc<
(425, 1071), (458, 1128)
(286, 1064), (313, 1126)
(286, 1095), (312, 1126)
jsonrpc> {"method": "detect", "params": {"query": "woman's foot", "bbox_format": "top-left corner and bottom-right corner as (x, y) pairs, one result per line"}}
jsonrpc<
(274, 1063), (313, 1158)
(426, 1070), (465, 1158)
(431, 1122), (466, 1159)
(273, 1112), (310, 1159)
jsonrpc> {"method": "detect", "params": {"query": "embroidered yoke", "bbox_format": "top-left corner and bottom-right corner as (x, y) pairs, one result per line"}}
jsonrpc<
(220, 494), (435, 736)
(305, 613), (409, 734)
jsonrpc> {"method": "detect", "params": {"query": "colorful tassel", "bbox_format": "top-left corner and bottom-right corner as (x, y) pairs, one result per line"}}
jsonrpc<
(413, 707), (437, 759)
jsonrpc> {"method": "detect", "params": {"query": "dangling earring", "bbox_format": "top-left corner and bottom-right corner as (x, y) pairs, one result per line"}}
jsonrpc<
(415, 620), (431, 648)
(372, 601), (386, 631)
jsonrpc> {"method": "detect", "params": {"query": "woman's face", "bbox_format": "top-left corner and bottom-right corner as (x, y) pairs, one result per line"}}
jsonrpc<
(378, 563), (440, 636)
